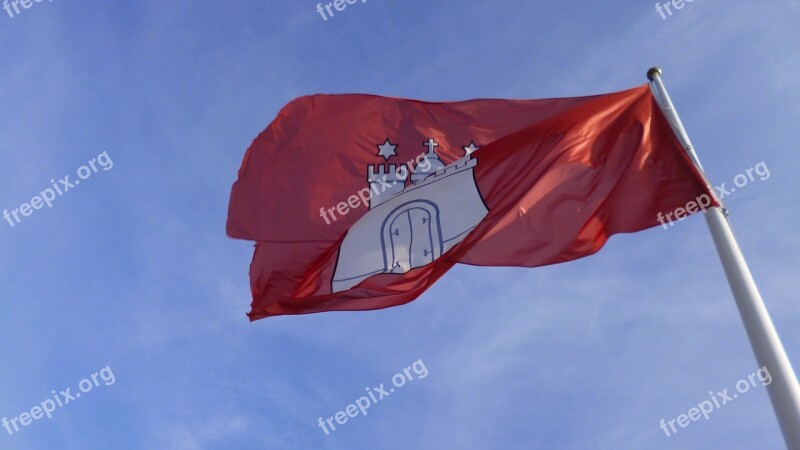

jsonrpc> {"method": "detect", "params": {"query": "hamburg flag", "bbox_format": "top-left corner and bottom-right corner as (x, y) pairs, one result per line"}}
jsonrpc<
(227, 84), (717, 321)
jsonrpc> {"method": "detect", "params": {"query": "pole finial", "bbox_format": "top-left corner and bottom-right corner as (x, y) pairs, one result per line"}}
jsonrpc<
(647, 67), (663, 81)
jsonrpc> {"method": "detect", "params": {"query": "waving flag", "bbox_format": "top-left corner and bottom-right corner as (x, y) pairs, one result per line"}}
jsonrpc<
(227, 84), (717, 320)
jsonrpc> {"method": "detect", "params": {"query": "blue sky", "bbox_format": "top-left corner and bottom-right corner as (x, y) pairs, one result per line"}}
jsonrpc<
(0, 0), (798, 448)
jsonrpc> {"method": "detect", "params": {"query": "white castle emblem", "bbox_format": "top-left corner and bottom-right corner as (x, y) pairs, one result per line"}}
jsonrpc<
(331, 138), (489, 293)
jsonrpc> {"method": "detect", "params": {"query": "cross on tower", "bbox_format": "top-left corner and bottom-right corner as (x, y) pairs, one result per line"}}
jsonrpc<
(423, 138), (439, 156)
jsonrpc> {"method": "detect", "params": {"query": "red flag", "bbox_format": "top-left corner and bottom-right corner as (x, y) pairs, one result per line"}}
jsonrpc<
(227, 84), (717, 320)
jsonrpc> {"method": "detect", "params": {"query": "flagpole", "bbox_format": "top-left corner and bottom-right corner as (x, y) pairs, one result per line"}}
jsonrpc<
(647, 67), (800, 448)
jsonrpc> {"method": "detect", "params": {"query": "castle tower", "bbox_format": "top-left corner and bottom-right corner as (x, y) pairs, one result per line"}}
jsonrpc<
(368, 164), (405, 209)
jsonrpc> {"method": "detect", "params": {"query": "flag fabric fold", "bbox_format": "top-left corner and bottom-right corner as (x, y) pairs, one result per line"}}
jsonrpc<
(227, 84), (717, 320)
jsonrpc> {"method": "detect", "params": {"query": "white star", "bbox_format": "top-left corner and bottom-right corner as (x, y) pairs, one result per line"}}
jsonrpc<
(463, 141), (480, 155)
(376, 139), (398, 160)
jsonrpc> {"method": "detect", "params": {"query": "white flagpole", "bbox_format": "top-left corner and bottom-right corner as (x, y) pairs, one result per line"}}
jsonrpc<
(647, 67), (800, 448)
